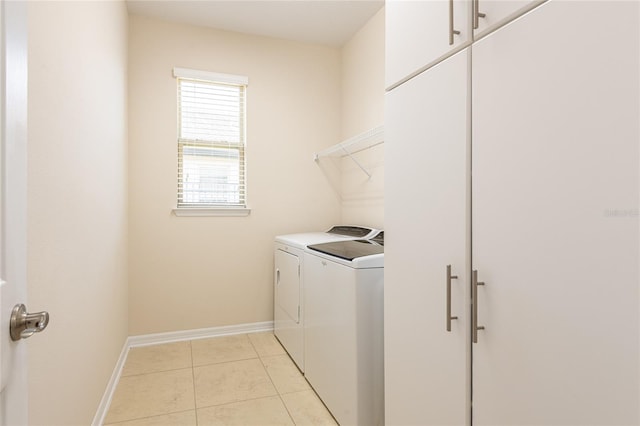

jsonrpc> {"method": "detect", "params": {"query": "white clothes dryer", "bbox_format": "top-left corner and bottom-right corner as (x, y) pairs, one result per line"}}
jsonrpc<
(274, 226), (377, 372)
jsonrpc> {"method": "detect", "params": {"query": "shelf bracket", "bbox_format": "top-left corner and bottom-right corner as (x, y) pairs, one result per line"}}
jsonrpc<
(341, 145), (372, 178)
(313, 125), (384, 178)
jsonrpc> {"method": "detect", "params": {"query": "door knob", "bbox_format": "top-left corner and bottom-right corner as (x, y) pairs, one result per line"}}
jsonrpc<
(10, 304), (49, 341)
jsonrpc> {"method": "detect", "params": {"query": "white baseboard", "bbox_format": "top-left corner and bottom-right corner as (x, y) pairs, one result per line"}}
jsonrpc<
(91, 338), (129, 426)
(128, 321), (274, 348)
(91, 320), (274, 425)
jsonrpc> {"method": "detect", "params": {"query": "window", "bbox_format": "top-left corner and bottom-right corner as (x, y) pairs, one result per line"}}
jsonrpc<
(173, 68), (249, 215)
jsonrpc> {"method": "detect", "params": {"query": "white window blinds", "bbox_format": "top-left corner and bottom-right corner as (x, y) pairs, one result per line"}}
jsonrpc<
(175, 68), (248, 208)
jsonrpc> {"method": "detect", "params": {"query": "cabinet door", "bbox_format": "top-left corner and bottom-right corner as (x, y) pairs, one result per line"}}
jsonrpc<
(472, 2), (639, 424)
(472, 0), (544, 39)
(386, 0), (469, 88)
(385, 48), (470, 426)
(275, 249), (300, 323)
(273, 248), (304, 369)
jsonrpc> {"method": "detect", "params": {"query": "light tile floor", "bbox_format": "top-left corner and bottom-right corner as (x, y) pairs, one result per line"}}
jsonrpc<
(103, 332), (338, 426)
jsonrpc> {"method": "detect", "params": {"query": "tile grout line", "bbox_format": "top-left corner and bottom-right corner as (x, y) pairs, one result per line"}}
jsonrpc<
(248, 333), (299, 425)
(266, 341), (339, 426)
(190, 340), (199, 426)
(119, 365), (193, 379)
(247, 333), (282, 397)
(113, 332), (330, 425)
(279, 393), (298, 426)
(196, 333), (295, 424)
(194, 334), (269, 415)
(246, 332), (260, 358)
(195, 393), (281, 411)
(256, 334), (301, 426)
(104, 342), (197, 425)
(103, 409), (196, 426)
(192, 333), (260, 370)
(193, 355), (260, 369)
(255, 347), (299, 425)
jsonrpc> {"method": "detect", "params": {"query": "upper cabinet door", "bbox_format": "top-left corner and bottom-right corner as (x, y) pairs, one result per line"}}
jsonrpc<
(386, 0), (470, 89)
(472, 0), (545, 38)
(472, 1), (639, 424)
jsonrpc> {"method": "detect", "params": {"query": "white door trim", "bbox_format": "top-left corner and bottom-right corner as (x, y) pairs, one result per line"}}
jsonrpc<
(0, 0), (29, 424)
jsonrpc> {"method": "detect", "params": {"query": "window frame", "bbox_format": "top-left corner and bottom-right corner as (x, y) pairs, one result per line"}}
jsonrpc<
(172, 67), (250, 217)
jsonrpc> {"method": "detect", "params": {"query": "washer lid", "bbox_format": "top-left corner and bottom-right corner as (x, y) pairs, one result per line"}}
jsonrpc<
(307, 239), (383, 261)
(275, 226), (378, 249)
(326, 225), (378, 238)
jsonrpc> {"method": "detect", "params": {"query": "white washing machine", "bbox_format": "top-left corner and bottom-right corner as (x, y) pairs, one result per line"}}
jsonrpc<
(274, 226), (378, 372)
(304, 232), (384, 426)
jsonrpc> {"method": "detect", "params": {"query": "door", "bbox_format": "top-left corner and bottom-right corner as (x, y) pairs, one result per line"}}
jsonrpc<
(275, 249), (300, 324)
(385, 48), (470, 426)
(385, 0), (469, 88)
(472, 1), (639, 424)
(273, 247), (304, 370)
(0, 1), (28, 424)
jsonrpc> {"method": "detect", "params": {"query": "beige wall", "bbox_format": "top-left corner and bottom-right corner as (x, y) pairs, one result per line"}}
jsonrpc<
(23, 4), (379, 422)
(340, 8), (385, 228)
(128, 16), (342, 335)
(27, 1), (129, 425)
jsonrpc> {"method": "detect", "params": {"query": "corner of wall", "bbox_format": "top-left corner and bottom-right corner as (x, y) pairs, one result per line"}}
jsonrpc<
(339, 6), (385, 229)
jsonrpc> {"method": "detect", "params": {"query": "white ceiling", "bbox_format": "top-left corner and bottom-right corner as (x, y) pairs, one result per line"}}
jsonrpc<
(126, 0), (384, 47)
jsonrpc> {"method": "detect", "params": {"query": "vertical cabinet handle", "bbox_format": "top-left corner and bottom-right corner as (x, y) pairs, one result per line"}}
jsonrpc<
(446, 265), (458, 331)
(473, 0), (486, 30)
(472, 270), (485, 343)
(276, 269), (280, 284)
(448, 0), (461, 45)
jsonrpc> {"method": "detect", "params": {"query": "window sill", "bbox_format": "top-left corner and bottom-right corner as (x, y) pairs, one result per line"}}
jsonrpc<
(172, 207), (251, 217)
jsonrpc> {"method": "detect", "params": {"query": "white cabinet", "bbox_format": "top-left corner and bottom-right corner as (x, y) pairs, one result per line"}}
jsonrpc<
(385, 0), (470, 88)
(385, 0), (548, 88)
(472, 0), (544, 38)
(385, 48), (470, 426)
(385, 1), (640, 425)
(472, 2), (639, 424)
